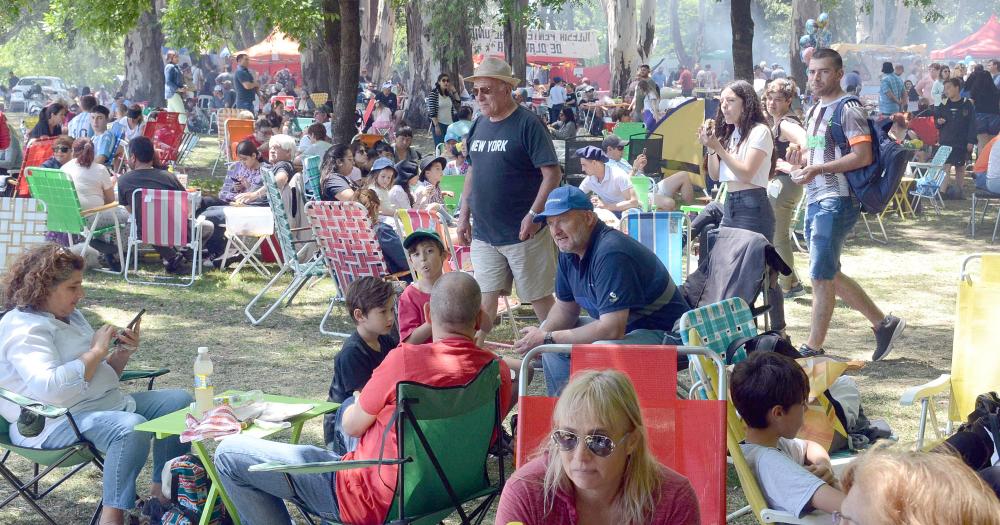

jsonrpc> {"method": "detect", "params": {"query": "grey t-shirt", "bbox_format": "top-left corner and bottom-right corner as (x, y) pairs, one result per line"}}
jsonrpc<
(467, 105), (558, 245)
(740, 437), (825, 518)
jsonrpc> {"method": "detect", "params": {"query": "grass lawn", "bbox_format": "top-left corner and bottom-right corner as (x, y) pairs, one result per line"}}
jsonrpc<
(1, 133), (995, 524)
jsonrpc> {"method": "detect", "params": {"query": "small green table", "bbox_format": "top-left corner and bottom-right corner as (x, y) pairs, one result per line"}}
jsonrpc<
(134, 391), (339, 525)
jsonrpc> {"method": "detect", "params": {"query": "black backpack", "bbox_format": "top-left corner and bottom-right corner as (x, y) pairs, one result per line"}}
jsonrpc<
(724, 331), (800, 365)
(811, 96), (914, 214)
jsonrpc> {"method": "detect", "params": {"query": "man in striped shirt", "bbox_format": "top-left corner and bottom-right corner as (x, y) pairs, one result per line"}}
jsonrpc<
(791, 48), (905, 362)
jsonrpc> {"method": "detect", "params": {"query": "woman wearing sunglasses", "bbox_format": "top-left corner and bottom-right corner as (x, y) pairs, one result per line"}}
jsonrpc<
(495, 370), (700, 525)
(41, 135), (75, 169)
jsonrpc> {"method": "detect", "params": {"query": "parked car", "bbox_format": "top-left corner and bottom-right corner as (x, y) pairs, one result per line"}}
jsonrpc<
(8, 76), (69, 112)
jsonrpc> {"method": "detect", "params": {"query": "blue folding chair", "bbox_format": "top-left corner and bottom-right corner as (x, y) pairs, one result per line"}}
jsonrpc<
(621, 210), (689, 285)
(909, 145), (952, 215)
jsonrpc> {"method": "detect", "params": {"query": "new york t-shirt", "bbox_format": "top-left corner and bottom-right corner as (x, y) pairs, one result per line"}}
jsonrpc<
(467, 105), (558, 245)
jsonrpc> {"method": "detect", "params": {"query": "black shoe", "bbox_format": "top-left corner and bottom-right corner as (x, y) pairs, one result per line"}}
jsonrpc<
(872, 314), (905, 361)
(100, 253), (122, 273)
(798, 344), (825, 358)
(164, 252), (187, 275)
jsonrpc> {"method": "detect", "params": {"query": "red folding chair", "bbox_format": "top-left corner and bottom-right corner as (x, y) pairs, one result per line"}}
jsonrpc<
(123, 188), (204, 286)
(305, 200), (409, 337)
(14, 137), (57, 197)
(270, 95), (296, 112)
(358, 98), (376, 132)
(141, 111), (185, 165)
(517, 345), (728, 525)
(909, 116), (939, 146)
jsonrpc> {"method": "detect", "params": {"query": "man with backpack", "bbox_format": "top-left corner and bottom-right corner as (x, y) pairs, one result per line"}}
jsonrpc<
(789, 48), (905, 361)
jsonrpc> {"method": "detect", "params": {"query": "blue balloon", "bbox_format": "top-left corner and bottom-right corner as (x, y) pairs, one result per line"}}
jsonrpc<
(806, 19), (817, 35)
(818, 12), (830, 26)
(800, 35), (813, 47)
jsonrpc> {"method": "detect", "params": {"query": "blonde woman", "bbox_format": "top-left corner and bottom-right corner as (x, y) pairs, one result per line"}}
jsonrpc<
(495, 370), (700, 524)
(838, 447), (1000, 525)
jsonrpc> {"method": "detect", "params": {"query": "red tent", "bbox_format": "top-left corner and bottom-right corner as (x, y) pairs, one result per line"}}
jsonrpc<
(931, 15), (1000, 60)
(236, 30), (302, 80)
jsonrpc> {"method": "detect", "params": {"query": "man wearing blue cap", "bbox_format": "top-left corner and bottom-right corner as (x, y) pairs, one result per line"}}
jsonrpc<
(512, 186), (691, 395)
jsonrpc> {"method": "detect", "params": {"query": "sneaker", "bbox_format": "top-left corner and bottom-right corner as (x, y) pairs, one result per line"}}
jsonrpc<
(798, 344), (825, 358)
(872, 314), (905, 361)
(783, 284), (806, 299)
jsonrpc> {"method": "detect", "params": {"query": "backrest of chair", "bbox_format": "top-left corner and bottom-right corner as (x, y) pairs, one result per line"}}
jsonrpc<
(950, 254), (1000, 422)
(294, 117), (315, 134)
(261, 168), (298, 265)
(439, 175), (464, 214)
(516, 346), (726, 525)
(931, 145), (951, 166)
(137, 189), (191, 247)
(356, 133), (384, 150)
(0, 197), (47, 272)
(270, 95), (295, 111)
(310, 92), (329, 106)
(628, 134), (664, 176)
(217, 108), (240, 141)
(25, 168), (86, 234)
(612, 122), (647, 159)
(225, 119), (255, 160)
(630, 175), (653, 211)
(389, 360), (501, 521)
(622, 210), (686, 284)
(142, 111), (185, 163)
(305, 200), (387, 287)
(15, 136), (56, 197)
(360, 98), (376, 129)
(302, 155), (322, 201)
(395, 208), (456, 277)
(679, 297), (757, 359)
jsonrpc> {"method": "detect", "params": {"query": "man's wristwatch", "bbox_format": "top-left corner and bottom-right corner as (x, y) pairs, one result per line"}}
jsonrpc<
(528, 209), (538, 218)
(543, 332), (555, 345)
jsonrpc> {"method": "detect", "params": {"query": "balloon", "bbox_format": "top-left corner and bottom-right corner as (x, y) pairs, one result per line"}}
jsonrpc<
(806, 19), (817, 35)
(800, 35), (813, 48)
(965, 55), (974, 64)
(818, 12), (830, 28)
(802, 47), (815, 64)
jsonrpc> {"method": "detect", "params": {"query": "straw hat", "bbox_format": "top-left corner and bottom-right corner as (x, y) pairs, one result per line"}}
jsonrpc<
(465, 57), (520, 86)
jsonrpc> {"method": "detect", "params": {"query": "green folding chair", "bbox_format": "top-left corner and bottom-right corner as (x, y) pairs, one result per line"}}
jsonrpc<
(439, 175), (464, 215)
(611, 122), (647, 159)
(25, 167), (125, 275)
(0, 368), (168, 525)
(293, 117), (315, 135)
(630, 175), (654, 211)
(302, 155), (322, 201)
(249, 360), (505, 525)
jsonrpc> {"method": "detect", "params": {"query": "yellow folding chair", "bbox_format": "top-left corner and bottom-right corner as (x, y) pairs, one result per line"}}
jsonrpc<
(900, 253), (1000, 450)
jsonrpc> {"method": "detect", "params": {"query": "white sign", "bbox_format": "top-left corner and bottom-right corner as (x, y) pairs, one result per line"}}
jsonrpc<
(472, 28), (600, 60)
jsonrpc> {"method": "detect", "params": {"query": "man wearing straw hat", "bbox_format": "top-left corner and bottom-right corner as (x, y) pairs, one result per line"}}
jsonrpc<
(457, 57), (561, 339)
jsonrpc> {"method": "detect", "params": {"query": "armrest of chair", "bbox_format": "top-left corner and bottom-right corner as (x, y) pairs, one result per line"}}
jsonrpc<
(906, 162), (941, 171)
(120, 368), (170, 383)
(759, 509), (831, 524)
(899, 374), (951, 406)
(386, 270), (411, 281)
(248, 458), (410, 475)
(0, 387), (67, 418)
(81, 202), (122, 217)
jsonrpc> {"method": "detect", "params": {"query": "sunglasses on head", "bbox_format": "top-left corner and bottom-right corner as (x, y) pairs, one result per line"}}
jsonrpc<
(551, 429), (629, 458)
(471, 86), (496, 96)
(53, 147), (71, 153)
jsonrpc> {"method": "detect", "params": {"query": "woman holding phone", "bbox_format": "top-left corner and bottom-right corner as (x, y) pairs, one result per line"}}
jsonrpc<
(0, 244), (191, 525)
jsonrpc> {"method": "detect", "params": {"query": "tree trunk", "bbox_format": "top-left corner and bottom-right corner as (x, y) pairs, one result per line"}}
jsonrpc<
(887, 0), (911, 46)
(365, 0), (396, 84)
(789, 0), (819, 89)
(439, 9), (474, 89)
(324, 0), (341, 98)
(605, 0), (639, 97)
(333, 0), (361, 146)
(403, 0), (436, 128)
(669, 0), (692, 68)
(730, 0), (754, 81)
(856, 0), (872, 44)
(637, 0), (656, 65)
(503, 0), (528, 87)
(123, 0), (165, 106)
(871, 0), (888, 44)
(302, 40), (334, 95)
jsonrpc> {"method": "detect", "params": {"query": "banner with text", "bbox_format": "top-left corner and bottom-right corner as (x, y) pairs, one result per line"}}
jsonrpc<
(472, 28), (600, 59)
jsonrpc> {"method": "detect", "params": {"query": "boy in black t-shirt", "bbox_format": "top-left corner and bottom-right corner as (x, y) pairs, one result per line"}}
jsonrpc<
(322, 277), (399, 454)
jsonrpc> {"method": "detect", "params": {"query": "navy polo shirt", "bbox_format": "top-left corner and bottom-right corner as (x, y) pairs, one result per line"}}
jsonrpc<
(555, 222), (689, 333)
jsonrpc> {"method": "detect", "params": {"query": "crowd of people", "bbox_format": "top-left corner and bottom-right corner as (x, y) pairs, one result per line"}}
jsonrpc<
(3, 45), (1000, 525)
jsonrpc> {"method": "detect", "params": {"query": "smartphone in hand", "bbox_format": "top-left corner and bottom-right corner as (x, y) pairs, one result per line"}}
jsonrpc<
(112, 309), (145, 348)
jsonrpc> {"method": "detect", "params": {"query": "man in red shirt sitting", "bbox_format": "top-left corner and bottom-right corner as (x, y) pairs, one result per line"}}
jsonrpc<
(214, 272), (513, 525)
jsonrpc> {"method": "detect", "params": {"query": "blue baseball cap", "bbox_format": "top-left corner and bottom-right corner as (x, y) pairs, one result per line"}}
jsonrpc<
(533, 186), (593, 223)
(371, 157), (396, 173)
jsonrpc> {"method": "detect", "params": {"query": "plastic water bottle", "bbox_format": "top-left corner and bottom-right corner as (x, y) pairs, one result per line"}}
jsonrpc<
(193, 347), (215, 415)
(214, 390), (263, 407)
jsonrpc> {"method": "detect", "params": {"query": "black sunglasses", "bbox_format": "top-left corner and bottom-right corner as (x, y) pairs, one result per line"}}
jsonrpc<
(53, 147), (71, 153)
(471, 86), (496, 96)
(551, 429), (629, 458)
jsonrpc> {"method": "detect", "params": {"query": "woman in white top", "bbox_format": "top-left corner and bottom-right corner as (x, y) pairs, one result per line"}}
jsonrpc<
(931, 65), (950, 107)
(0, 245), (191, 524)
(61, 138), (129, 268)
(698, 80), (776, 242)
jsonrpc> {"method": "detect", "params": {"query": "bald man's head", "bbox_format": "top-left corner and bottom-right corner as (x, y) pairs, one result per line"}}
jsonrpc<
(430, 272), (482, 330)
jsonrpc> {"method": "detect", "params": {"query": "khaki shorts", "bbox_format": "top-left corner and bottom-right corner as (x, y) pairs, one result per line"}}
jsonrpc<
(166, 93), (187, 124)
(471, 231), (557, 302)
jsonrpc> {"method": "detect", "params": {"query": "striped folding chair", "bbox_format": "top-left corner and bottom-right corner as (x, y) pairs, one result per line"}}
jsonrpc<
(0, 197), (47, 273)
(301, 155), (322, 201)
(621, 210), (689, 285)
(306, 201), (409, 337)
(123, 189), (204, 286)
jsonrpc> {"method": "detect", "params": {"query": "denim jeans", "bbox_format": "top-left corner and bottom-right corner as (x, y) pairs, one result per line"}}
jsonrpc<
(40, 389), (192, 510)
(215, 435), (342, 524)
(540, 317), (683, 396)
(322, 395), (360, 455)
(721, 187), (775, 243)
(975, 172), (1000, 194)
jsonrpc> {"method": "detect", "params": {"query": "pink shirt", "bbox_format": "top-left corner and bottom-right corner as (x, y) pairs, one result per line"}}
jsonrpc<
(494, 455), (701, 525)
